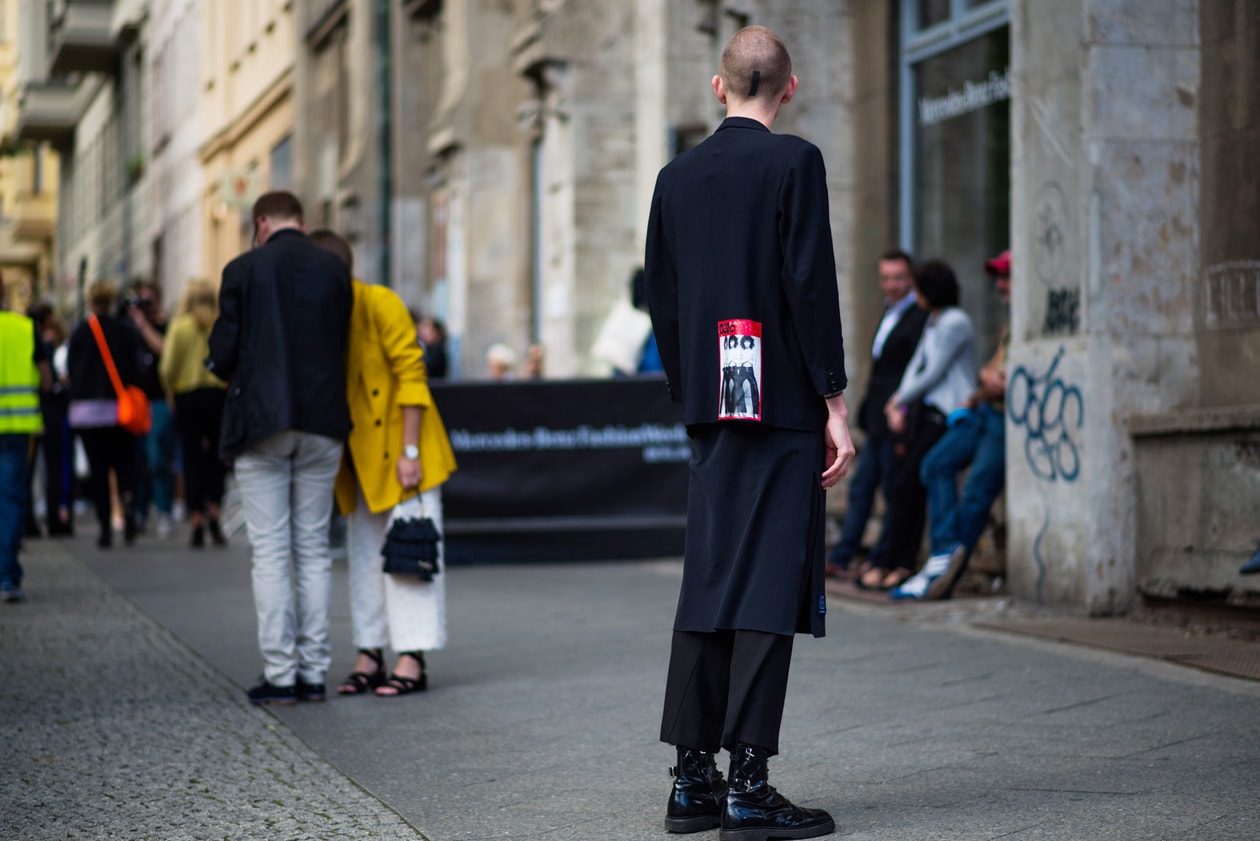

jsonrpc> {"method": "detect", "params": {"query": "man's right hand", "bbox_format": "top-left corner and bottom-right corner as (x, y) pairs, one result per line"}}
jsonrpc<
(821, 393), (856, 489)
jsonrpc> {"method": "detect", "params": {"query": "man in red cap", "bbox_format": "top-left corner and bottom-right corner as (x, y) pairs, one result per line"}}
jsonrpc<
(890, 249), (1010, 600)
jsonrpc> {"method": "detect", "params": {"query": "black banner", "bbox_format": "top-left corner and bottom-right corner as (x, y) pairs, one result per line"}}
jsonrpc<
(431, 376), (689, 563)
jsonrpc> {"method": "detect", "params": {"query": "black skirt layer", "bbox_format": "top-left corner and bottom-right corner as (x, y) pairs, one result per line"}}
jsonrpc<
(674, 422), (827, 638)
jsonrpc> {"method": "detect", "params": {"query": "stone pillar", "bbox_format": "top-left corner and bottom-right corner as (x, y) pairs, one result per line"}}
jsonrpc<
(635, 0), (668, 253)
(1007, 0), (1201, 613)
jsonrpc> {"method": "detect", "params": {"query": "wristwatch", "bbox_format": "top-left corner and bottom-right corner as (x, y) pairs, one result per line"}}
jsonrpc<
(403, 444), (420, 460)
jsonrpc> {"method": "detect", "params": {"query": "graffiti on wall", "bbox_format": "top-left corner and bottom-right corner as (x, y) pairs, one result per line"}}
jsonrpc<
(1033, 182), (1067, 286)
(1042, 287), (1080, 335)
(1009, 345), (1083, 482)
(1008, 345), (1084, 601)
(1033, 180), (1080, 338)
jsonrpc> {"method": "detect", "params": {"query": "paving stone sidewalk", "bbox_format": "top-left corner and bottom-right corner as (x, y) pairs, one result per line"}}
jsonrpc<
(10, 531), (1260, 841)
(0, 539), (426, 841)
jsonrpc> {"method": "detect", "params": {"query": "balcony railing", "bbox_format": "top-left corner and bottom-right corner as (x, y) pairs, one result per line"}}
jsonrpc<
(49, 0), (118, 76)
(16, 81), (81, 145)
(12, 192), (57, 242)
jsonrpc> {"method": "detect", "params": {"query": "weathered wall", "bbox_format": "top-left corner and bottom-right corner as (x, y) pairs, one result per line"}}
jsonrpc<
(1009, 0), (1202, 614)
(1196, 1), (1260, 406)
(1131, 407), (1260, 605)
(1128, 1), (1260, 605)
(148, 0), (203, 300)
(846, 0), (895, 422)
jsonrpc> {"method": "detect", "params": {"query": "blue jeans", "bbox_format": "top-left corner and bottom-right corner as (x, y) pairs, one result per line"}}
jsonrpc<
(0, 434), (32, 589)
(135, 400), (176, 519)
(828, 430), (896, 568)
(920, 403), (1006, 557)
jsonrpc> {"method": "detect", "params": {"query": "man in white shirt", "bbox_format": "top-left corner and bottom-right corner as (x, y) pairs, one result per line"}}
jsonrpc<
(827, 250), (928, 587)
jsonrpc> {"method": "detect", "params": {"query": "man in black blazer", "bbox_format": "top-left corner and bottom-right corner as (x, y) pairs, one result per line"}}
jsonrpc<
(645, 25), (853, 840)
(827, 250), (929, 585)
(208, 191), (352, 707)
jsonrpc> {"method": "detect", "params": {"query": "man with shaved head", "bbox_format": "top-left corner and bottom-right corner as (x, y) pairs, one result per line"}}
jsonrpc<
(645, 24), (851, 840)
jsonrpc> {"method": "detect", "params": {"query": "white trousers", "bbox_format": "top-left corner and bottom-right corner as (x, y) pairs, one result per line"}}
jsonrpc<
(347, 485), (447, 654)
(235, 430), (343, 686)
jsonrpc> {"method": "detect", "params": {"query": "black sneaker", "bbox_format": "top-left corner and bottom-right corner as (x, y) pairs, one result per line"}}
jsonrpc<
(297, 678), (326, 702)
(208, 518), (227, 547)
(247, 678), (297, 705)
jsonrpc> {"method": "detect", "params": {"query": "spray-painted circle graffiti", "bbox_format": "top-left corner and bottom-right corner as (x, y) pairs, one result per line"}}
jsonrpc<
(1008, 346), (1084, 482)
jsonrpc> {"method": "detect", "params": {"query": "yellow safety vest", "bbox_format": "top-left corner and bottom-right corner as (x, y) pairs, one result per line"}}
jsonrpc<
(0, 311), (43, 434)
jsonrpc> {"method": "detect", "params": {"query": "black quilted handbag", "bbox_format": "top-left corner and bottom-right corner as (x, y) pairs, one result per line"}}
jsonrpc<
(380, 498), (442, 582)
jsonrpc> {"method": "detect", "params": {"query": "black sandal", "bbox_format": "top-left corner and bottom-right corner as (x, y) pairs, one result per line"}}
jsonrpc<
(878, 567), (914, 591)
(376, 652), (428, 696)
(337, 648), (385, 695)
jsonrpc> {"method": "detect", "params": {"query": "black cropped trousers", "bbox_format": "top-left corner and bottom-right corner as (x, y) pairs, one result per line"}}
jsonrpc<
(660, 628), (794, 756)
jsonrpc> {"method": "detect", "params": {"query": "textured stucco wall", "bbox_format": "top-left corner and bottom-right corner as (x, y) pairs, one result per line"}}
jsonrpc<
(1129, 1), (1260, 606)
(1008, 0), (1202, 614)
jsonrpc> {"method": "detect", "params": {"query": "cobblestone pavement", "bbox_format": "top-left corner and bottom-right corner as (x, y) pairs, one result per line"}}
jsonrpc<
(1, 540), (426, 841)
(9, 531), (1260, 841)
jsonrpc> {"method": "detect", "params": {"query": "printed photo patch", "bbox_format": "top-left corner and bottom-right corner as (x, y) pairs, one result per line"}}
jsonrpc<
(717, 319), (762, 421)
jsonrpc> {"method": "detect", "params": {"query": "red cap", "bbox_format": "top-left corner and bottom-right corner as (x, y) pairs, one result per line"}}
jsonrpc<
(985, 250), (1011, 275)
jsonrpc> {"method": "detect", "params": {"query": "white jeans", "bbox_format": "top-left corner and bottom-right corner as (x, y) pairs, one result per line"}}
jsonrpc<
(234, 430), (343, 686)
(347, 485), (447, 654)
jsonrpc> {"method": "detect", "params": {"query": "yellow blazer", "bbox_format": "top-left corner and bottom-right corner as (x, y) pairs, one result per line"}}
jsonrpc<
(334, 280), (457, 515)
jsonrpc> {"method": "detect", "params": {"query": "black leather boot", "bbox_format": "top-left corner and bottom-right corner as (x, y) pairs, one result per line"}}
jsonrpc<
(665, 746), (727, 833)
(720, 744), (835, 841)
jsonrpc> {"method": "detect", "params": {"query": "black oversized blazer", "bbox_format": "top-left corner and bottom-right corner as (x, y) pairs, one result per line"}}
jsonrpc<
(207, 228), (353, 458)
(858, 302), (930, 435)
(644, 117), (847, 433)
(644, 117), (847, 639)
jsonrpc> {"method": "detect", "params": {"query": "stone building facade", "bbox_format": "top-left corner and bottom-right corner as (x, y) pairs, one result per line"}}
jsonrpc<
(17, 0), (155, 308)
(147, 0), (202, 294)
(1006, 0), (1260, 614)
(289, 0), (852, 379)
(0, 0), (58, 311)
(198, 0), (296, 284)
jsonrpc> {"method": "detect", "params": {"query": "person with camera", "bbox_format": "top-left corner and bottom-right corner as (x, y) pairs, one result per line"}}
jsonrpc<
(124, 281), (176, 538)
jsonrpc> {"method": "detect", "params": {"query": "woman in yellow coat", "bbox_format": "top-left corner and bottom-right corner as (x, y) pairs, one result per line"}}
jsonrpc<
(310, 231), (457, 697)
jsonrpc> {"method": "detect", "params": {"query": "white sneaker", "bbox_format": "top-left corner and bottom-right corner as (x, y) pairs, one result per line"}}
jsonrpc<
(889, 553), (952, 600)
(926, 545), (969, 600)
(921, 552), (952, 578)
(156, 513), (174, 539)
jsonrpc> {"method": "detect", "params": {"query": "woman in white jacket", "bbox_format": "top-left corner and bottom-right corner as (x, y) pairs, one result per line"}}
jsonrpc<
(856, 260), (977, 592)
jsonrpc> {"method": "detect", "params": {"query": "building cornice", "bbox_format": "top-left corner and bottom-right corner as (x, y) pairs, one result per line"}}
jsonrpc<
(199, 67), (295, 164)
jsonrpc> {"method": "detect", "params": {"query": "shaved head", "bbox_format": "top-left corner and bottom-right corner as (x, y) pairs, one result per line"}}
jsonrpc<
(720, 26), (792, 104)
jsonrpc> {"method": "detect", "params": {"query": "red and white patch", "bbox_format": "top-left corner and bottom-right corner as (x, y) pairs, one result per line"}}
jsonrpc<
(717, 319), (763, 421)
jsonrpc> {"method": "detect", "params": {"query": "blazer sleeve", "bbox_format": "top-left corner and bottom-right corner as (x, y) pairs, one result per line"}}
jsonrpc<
(207, 263), (243, 380)
(372, 287), (431, 408)
(778, 143), (847, 396)
(644, 172), (683, 403)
